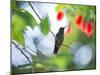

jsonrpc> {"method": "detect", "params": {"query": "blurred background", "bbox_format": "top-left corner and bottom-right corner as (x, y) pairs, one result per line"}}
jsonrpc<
(12, 1), (96, 74)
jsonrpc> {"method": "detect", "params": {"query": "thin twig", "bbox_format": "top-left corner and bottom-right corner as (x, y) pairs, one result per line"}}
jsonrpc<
(25, 42), (49, 57)
(23, 48), (33, 57)
(12, 41), (32, 64)
(28, 2), (41, 20)
(62, 43), (73, 50)
(23, 44), (37, 56)
(22, 42), (48, 57)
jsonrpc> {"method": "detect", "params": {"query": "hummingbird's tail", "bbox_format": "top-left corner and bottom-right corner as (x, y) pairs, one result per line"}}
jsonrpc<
(53, 45), (59, 54)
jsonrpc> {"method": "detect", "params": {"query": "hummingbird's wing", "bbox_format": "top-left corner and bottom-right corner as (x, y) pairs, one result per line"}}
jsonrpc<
(54, 38), (60, 54)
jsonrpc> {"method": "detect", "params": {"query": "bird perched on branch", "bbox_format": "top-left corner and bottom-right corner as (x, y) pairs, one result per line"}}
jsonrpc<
(54, 27), (64, 54)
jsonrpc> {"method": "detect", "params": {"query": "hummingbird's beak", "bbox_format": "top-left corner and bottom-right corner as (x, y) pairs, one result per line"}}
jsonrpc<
(64, 24), (70, 29)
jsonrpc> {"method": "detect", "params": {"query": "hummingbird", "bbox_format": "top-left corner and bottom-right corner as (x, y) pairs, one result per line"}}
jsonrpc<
(53, 27), (64, 54)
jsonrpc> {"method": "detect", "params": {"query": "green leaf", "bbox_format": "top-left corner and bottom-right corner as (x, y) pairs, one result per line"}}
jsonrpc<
(12, 9), (37, 46)
(40, 16), (50, 35)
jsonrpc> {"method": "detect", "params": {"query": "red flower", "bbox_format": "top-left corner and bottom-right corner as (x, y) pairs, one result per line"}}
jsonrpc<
(85, 21), (93, 38)
(76, 15), (94, 38)
(57, 11), (64, 21)
(76, 15), (83, 28)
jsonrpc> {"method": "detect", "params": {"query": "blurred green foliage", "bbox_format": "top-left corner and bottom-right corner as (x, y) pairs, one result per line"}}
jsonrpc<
(56, 4), (96, 70)
(12, 2), (96, 74)
(40, 16), (50, 35)
(12, 1), (50, 46)
(12, 9), (37, 46)
(56, 4), (96, 49)
(32, 53), (73, 72)
(32, 4), (96, 72)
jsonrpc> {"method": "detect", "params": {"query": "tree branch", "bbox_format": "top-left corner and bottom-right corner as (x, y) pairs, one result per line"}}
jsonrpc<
(23, 44), (37, 57)
(12, 41), (32, 64)
(62, 43), (73, 50)
(28, 2), (41, 20)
